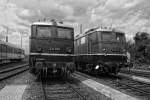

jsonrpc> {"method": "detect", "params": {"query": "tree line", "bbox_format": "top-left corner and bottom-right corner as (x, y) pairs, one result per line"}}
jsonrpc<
(126, 32), (150, 65)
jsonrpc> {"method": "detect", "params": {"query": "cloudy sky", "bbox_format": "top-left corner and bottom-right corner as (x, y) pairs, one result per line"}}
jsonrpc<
(0, 0), (150, 53)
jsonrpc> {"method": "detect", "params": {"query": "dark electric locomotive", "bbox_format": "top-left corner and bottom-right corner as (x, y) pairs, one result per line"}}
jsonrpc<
(29, 20), (75, 77)
(74, 27), (128, 74)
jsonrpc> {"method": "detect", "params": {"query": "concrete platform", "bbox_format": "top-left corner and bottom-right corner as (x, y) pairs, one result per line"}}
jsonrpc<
(119, 73), (150, 84)
(0, 85), (27, 100)
(82, 79), (140, 100)
(74, 73), (140, 100)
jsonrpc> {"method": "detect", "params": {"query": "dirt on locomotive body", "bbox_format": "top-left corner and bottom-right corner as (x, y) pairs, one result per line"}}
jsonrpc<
(29, 19), (75, 78)
(74, 26), (132, 75)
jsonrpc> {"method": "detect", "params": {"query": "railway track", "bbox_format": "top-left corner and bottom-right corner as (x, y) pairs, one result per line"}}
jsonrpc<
(112, 78), (150, 97)
(0, 63), (29, 81)
(41, 78), (87, 100)
(120, 69), (150, 78)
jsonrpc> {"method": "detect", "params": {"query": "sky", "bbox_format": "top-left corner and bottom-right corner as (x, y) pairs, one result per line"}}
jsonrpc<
(0, 0), (150, 54)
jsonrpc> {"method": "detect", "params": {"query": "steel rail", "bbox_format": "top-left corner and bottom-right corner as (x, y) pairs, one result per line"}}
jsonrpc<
(0, 64), (28, 74)
(66, 82), (87, 100)
(0, 64), (28, 81)
(121, 69), (150, 78)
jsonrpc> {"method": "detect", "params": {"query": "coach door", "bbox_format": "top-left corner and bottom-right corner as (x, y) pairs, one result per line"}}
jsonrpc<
(88, 38), (92, 54)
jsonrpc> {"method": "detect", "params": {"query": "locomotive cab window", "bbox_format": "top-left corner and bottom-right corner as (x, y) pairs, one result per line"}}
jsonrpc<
(32, 25), (73, 39)
(57, 27), (73, 39)
(37, 26), (52, 37)
(101, 32), (115, 41)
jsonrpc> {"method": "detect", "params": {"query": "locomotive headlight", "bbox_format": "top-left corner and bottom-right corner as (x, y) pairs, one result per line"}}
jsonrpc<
(103, 48), (106, 51)
(95, 65), (100, 69)
(123, 49), (126, 52)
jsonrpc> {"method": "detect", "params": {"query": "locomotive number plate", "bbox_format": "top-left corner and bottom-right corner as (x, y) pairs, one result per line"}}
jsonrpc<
(49, 48), (60, 51)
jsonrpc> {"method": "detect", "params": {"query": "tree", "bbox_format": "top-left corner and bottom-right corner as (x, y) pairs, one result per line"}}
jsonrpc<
(133, 32), (150, 63)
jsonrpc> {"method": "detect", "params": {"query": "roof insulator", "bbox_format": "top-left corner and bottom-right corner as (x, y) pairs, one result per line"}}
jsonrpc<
(51, 19), (57, 25)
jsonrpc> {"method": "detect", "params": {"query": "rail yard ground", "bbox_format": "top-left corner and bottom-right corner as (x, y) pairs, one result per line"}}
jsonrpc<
(0, 62), (150, 100)
(0, 70), (112, 100)
(0, 65), (150, 100)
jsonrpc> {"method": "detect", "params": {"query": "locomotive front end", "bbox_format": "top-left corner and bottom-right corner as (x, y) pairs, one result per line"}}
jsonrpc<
(29, 21), (74, 78)
(98, 31), (127, 74)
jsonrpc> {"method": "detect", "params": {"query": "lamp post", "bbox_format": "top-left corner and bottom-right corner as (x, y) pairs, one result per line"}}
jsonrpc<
(2, 25), (9, 42)
(19, 30), (29, 49)
(21, 33), (22, 48)
(6, 26), (8, 42)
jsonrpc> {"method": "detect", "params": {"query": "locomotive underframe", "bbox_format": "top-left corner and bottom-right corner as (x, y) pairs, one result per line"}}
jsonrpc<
(29, 55), (75, 77)
(75, 54), (127, 74)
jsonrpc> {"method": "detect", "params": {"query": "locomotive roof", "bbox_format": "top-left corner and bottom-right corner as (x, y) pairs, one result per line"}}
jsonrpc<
(75, 27), (124, 40)
(0, 40), (23, 50)
(32, 22), (73, 29)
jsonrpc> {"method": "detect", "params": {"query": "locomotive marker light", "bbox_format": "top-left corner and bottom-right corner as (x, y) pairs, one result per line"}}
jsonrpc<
(95, 65), (100, 70)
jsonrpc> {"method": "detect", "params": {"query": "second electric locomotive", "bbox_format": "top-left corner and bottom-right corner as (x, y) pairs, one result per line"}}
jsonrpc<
(74, 26), (129, 75)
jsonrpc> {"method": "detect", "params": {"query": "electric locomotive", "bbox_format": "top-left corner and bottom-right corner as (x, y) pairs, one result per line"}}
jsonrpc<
(29, 19), (75, 78)
(74, 26), (128, 75)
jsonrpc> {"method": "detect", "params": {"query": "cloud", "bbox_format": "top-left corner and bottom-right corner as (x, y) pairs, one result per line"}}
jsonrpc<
(0, 0), (31, 53)
(1, 0), (150, 53)
(89, 0), (150, 38)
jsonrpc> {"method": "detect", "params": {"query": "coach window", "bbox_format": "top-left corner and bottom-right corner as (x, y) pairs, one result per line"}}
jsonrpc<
(12, 48), (14, 54)
(31, 25), (36, 37)
(0, 44), (1, 52)
(77, 39), (80, 46)
(3, 45), (6, 53)
(1, 45), (4, 52)
(14, 48), (16, 54)
(81, 37), (85, 44)
(7, 46), (9, 53)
